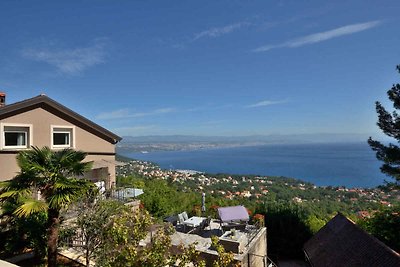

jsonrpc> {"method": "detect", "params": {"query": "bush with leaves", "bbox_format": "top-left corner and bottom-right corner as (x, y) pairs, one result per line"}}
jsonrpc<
(211, 236), (239, 267)
(64, 198), (124, 267)
(95, 207), (152, 267)
(96, 207), (207, 267)
(136, 178), (199, 219)
(0, 206), (47, 258)
(256, 202), (312, 260)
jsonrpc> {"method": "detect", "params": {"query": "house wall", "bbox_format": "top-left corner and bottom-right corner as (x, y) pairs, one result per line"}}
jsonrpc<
(195, 227), (267, 267)
(239, 228), (267, 267)
(0, 107), (116, 185)
(84, 155), (117, 189)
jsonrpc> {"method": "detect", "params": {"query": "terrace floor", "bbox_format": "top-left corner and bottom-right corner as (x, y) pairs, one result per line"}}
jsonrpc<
(170, 219), (262, 253)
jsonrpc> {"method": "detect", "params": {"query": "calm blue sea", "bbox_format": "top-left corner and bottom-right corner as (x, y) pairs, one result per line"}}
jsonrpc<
(120, 143), (387, 188)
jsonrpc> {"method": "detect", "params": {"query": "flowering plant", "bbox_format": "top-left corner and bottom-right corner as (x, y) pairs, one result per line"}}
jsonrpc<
(253, 214), (264, 227)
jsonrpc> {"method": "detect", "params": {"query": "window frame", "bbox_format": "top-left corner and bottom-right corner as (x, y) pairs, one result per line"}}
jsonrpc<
(0, 123), (33, 150)
(51, 125), (75, 149)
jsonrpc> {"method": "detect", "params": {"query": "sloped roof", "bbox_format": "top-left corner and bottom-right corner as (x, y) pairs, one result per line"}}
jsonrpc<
(304, 213), (400, 267)
(0, 94), (121, 144)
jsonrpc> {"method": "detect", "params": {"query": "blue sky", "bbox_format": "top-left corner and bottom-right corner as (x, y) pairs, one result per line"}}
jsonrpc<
(0, 1), (399, 139)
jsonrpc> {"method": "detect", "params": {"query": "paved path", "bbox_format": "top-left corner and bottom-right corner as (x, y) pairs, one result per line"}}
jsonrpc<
(58, 248), (95, 267)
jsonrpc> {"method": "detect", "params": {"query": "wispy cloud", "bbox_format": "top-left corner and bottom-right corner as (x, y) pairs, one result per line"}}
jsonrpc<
(112, 125), (157, 135)
(187, 103), (234, 112)
(253, 20), (381, 52)
(21, 39), (107, 74)
(96, 107), (176, 120)
(193, 22), (251, 41)
(246, 100), (288, 108)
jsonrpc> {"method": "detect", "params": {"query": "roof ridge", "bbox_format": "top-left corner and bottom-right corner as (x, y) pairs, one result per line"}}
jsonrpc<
(0, 94), (121, 144)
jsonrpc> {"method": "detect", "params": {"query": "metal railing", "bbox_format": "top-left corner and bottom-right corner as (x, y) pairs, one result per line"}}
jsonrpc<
(266, 256), (278, 267)
(245, 225), (263, 247)
(247, 253), (278, 267)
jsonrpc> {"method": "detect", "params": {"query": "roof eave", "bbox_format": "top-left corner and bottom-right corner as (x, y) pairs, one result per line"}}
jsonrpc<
(0, 95), (122, 144)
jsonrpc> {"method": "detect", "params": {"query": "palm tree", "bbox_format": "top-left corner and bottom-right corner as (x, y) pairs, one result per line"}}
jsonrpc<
(0, 146), (93, 267)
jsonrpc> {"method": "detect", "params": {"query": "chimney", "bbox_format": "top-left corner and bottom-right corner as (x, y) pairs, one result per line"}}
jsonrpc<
(0, 92), (5, 107)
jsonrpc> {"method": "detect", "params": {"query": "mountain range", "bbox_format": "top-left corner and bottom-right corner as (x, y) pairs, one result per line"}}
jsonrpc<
(119, 133), (372, 145)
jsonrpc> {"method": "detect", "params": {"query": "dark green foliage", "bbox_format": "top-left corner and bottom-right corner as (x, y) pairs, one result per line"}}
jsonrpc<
(142, 180), (198, 218)
(117, 175), (145, 188)
(65, 199), (133, 267)
(369, 65), (400, 187)
(304, 215), (327, 234)
(0, 211), (47, 258)
(116, 176), (199, 219)
(257, 202), (312, 260)
(358, 206), (400, 252)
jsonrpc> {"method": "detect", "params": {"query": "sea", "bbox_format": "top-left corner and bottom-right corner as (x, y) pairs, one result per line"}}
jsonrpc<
(119, 142), (387, 188)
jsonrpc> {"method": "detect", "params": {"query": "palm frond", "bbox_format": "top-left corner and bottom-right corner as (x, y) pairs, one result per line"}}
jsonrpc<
(13, 199), (48, 217)
(55, 148), (90, 175)
(53, 178), (82, 190)
(17, 147), (52, 175)
(9, 146), (93, 212)
(47, 190), (75, 209)
(47, 178), (93, 209)
(0, 188), (32, 199)
(0, 181), (11, 190)
(0, 173), (42, 197)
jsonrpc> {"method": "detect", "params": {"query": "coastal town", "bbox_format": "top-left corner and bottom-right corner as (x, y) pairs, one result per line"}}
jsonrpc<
(117, 157), (400, 218)
(2, 1), (400, 266)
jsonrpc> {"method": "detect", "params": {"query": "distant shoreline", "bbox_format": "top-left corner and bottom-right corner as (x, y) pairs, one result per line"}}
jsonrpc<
(117, 141), (369, 153)
(117, 142), (384, 188)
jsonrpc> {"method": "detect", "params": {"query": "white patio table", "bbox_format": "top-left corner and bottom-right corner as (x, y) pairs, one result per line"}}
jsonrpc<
(183, 216), (205, 231)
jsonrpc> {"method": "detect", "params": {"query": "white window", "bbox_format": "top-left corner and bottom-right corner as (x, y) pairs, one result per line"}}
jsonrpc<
(51, 126), (74, 148)
(1, 124), (32, 150)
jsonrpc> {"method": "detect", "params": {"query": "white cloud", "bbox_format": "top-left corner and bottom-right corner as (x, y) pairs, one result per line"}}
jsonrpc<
(96, 107), (176, 120)
(246, 100), (287, 108)
(253, 20), (381, 52)
(96, 108), (130, 120)
(170, 19), (254, 48)
(186, 103), (235, 112)
(21, 39), (107, 74)
(113, 125), (157, 135)
(193, 22), (250, 41)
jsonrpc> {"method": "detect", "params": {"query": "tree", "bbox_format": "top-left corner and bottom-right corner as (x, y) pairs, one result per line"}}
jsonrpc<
(139, 178), (198, 219)
(305, 214), (326, 234)
(89, 201), (227, 267)
(74, 198), (123, 267)
(358, 206), (400, 252)
(257, 202), (312, 260)
(368, 65), (400, 188)
(95, 207), (153, 267)
(96, 207), (206, 267)
(0, 146), (93, 267)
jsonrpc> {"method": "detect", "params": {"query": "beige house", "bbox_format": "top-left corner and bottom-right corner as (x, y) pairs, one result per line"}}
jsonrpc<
(0, 93), (122, 189)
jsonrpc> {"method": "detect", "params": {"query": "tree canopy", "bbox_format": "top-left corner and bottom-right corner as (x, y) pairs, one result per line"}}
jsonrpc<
(369, 65), (400, 188)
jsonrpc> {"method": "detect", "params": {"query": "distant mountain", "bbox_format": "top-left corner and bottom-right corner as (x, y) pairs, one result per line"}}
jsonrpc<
(120, 133), (370, 145)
